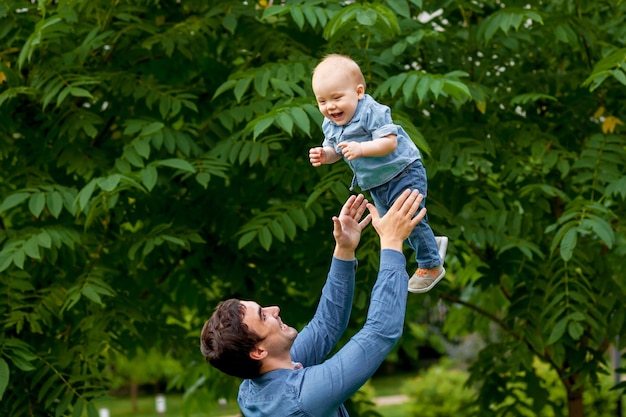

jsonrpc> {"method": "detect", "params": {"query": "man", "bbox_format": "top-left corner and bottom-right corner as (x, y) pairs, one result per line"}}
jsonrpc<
(200, 189), (426, 416)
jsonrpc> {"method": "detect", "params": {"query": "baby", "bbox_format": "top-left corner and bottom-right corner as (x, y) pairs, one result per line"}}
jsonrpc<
(309, 54), (447, 293)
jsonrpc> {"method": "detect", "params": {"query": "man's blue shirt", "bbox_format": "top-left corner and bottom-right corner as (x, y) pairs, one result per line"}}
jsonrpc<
(237, 250), (408, 416)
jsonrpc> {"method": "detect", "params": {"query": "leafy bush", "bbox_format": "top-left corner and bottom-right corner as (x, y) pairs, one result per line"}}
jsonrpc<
(404, 363), (478, 417)
(345, 381), (384, 417)
(405, 359), (621, 417)
(107, 347), (183, 391)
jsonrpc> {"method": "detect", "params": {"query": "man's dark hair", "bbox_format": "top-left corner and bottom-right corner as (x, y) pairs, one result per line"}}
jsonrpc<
(200, 299), (264, 379)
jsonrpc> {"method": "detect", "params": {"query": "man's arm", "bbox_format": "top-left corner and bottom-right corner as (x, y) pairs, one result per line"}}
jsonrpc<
(297, 190), (426, 416)
(289, 257), (356, 367)
(290, 194), (371, 366)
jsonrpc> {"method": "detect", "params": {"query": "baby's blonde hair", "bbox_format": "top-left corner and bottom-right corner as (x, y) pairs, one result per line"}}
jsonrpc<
(313, 54), (366, 89)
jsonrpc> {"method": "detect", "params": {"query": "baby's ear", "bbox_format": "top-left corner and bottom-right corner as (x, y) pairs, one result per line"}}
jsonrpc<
(356, 84), (365, 98)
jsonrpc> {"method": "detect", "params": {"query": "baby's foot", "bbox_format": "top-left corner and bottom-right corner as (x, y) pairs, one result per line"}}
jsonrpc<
(408, 265), (445, 293)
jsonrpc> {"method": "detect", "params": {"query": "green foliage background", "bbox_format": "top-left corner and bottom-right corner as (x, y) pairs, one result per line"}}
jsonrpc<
(404, 359), (621, 417)
(0, 0), (625, 416)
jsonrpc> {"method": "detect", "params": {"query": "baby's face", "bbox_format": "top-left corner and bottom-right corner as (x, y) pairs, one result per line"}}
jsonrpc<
(312, 65), (364, 126)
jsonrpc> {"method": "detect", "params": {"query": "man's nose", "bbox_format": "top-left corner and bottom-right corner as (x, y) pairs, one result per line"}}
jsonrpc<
(268, 306), (280, 317)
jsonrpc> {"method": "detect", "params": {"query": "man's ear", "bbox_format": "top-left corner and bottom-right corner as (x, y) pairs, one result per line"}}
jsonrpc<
(249, 345), (267, 361)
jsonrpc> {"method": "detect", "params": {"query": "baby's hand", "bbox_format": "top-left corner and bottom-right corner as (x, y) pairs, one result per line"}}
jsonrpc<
(309, 147), (326, 167)
(337, 142), (363, 161)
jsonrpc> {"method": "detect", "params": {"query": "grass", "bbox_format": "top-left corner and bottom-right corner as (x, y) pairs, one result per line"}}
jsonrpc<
(371, 373), (414, 417)
(377, 403), (411, 417)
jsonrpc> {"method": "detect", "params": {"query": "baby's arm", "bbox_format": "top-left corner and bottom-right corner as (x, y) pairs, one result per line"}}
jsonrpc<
(337, 134), (397, 161)
(309, 146), (342, 166)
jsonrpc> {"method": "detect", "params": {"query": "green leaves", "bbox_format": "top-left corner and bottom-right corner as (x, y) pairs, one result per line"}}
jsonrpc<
(546, 198), (616, 261)
(323, 2), (400, 42)
(1, 1), (626, 416)
(189, 155), (230, 188)
(127, 222), (204, 261)
(0, 193), (30, 214)
(0, 358), (8, 401)
(0, 227), (81, 272)
(0, 87), (38, 107)
(236, 202), (320, 251)
(305, 166), (351, 208)
(18, 15), (68, 68)
(0, 186), (77, 218)
(262, 2), (332, 30)
(541, 268), (602, 361)
(2, 339), (37, 372)
(213, 61), (310, 101)
(510, 93), (557, 106)
(1, 2), (239, 416)
(542, 134), (623, 260)
(155, 158), (196, 173)
(376, 71), (472, 105)
(61, 271), (117, 311)
(476, 8), (544, 44)
(582, 48), (626, 91)
(244, 101), (320, 139)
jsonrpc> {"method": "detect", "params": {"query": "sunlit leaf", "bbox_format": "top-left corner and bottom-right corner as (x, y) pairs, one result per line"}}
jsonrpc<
(0, 358), (8, 401)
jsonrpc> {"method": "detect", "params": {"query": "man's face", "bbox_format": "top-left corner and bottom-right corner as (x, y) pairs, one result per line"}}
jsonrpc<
(241, 301), (298, 357)
(312, 65), (364, 126)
